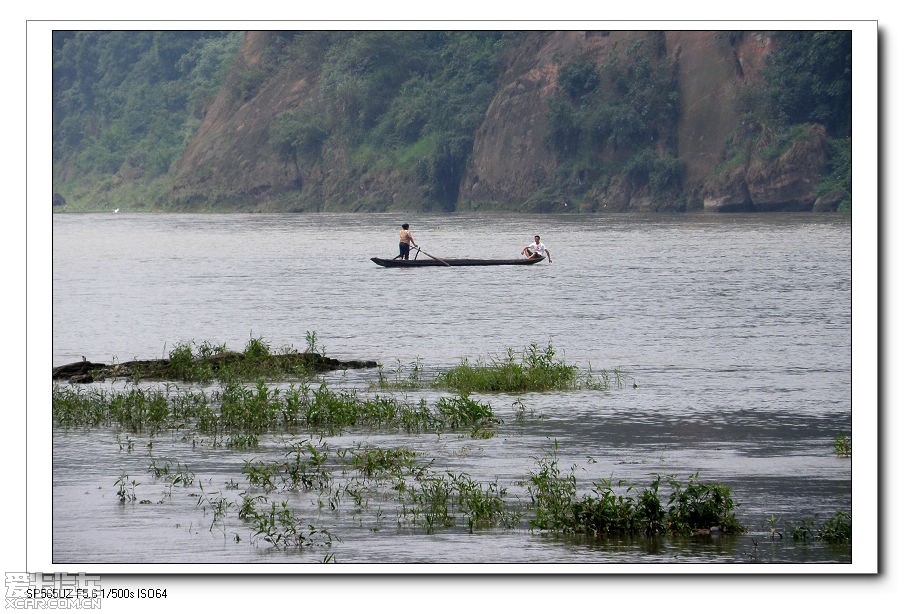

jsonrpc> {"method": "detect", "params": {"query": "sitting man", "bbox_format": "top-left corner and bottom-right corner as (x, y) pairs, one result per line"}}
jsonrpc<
(521, 235), (552, 262)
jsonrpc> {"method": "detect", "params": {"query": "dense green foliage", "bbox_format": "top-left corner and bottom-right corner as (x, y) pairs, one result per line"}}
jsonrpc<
(52, 379), (500, 441)
(543, 37), (684, 210)
(376, 343), (630, 393)
(267, 31), (521, 209)
(52, 30), (852, 212)
(431, 343), (582, 393)
(528, 447), (746, 536)
(733, 30), (852, 210)
(790, 511), (852, 543)
(53, 31), (243, 207)
(762, 31), (852, 137)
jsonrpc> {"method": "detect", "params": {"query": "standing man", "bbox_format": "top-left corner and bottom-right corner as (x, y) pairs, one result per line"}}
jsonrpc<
(398, 223), (418, 260)
(522, 234), (552, 262)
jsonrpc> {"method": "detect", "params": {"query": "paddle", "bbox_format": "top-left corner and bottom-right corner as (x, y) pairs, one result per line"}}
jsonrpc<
(414, 246), (451, 266)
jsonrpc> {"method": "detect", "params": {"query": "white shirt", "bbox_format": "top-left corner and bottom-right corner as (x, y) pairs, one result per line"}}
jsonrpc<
(527, 241), (547, 256)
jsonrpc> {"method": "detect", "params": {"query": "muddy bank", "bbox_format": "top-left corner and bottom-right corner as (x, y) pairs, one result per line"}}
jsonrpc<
(52, 351), (379, 384)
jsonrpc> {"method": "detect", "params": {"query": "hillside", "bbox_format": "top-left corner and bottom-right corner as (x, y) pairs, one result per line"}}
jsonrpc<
(52, 30), (852, 213)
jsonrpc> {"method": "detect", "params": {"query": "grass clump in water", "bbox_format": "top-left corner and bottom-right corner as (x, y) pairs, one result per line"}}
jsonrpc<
(53, 385), (184, 433)
(790, 511), (852, 544)
(833, 432), (852, 457)
(241, 498), (337, 551)
(242, 441), (333, 493)
(346, 446), (421, 480)
(431, 343), (584, 393)
(54, 381), (503, 441)
(526, 444), (746, 537)
(399, 471), (522, 534)
(164, 336), (341, 383)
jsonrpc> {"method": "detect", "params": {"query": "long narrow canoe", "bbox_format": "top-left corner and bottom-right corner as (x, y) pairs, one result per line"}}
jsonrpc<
(371, 255), (545, 267)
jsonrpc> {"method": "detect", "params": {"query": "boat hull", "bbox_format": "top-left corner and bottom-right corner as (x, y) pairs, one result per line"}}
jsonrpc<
(371, 256), (544, 267)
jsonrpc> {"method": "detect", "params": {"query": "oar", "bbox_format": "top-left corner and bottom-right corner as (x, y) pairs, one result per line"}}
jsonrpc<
(415, 246), (451, 266)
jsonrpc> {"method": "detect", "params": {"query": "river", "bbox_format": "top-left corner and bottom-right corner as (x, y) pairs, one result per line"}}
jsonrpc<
(46, 211), (856, 571)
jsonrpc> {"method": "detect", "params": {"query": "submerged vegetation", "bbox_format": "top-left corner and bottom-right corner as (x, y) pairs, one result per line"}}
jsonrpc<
(52, 336), (849, 561)
(528, 445), (745, 536)
(833, 432), (852, 457)
(53, 382), (502, 441)
(790, 512), (853, 544)
(377, 342), (632, 393)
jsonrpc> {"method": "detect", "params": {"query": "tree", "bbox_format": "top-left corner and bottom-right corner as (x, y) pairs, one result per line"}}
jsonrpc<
(269, 110), (329, 189)
(762, 31), (852, 137)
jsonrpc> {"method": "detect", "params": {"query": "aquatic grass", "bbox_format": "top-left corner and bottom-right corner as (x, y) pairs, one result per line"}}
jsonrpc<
(665, 473), (745, 536)
(526, 445), (745, 537)
(52, 385), (109, 426)
(527, 443), (579, 532)
(68, 335), (372, 384)
(53, 385), (185, 433)
(147, 458), (195, 486)
(374, 358), (426, 390)
(243, 498), (337, 551)
(449, 473), (522, 532)
(397, 469), (522, 533)
(196, 484), (235, 533)
(407, 476), (456, 533)
(53, 380), (502, 442)
(109, 388), (172, 432)
(433, 393), (501, 434)
(816, 511), (852, 543)
(242, 459), (280, 492)
(242, 440), (333, 493)
(765, 514), (784, 540)
(791, 511), (852, 544)
(114, 472), (139, 504)
(167, 341), (217, 382)
(347, 446), (420, 479)
(275, 383), (501, 436)
(428, 343), (629, 394)
(571, 476), (668, 537)
(219, 381), (282, 433)
(833, 432), (852, 457)
(432, 344), (577, 393)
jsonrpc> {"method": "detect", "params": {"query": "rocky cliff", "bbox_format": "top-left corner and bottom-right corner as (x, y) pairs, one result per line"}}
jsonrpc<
(168, 31), (840, 213)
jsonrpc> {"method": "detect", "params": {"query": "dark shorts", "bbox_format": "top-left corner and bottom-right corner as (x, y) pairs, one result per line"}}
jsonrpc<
(399, 243), (410, 259)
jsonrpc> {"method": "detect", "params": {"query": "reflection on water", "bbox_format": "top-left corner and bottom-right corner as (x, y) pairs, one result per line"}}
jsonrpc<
(50, 212), (853, 566)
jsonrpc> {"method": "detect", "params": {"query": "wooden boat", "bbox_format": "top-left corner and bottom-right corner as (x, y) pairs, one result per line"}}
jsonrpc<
(371, 255), (545, 267)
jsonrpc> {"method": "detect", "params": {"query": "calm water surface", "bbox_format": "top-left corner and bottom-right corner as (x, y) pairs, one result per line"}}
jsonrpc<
(50, 212), (853, 568)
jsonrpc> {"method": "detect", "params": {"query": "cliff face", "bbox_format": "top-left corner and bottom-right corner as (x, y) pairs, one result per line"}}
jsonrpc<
(172, 32), (320, 208)
(169, 31), (834, 213)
